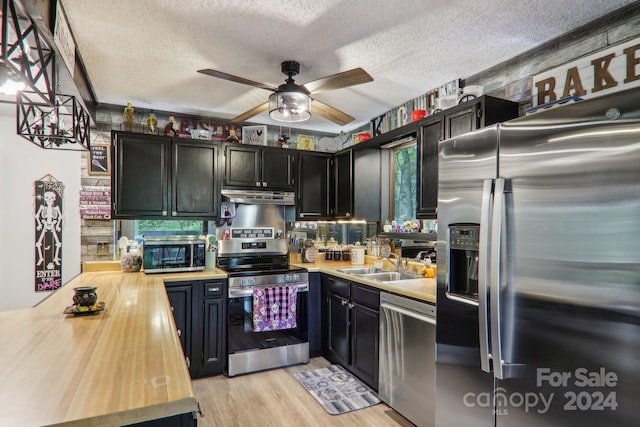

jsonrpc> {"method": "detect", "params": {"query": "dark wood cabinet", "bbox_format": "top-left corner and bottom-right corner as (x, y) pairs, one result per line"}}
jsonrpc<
(416, 118), (443, 218)
(224, 144), (296, 190)
(334, 149), (381, 222)
(307, 272), (323, 357)
(297, 152), (332, 219)
(165, 279), (227, 379)
(165, 283), (193, 368)
(112, 132), (219, 219)
(112, 132), (169, 218)
(172, 140), (219, 217)
(202, 298), (224, 370)
(322, 275), (380, 390)
(334, 151), (352, 218)
(444, 95), (519, 139)
(326, 291), (350, 365)
(416, 96), (519, 219)
(349, 301), (379, 388)
(353, 148), (382, 223)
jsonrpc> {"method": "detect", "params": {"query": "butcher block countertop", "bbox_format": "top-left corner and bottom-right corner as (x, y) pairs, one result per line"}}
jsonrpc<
(0, 267), (226, 427)
(0, 257), (431, 426)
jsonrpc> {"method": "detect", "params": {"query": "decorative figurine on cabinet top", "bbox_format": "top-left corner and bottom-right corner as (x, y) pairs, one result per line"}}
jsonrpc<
(146, 111), (157, 134)
(278, 133), (290, 148)
(225, 129), (240, 143)
(123, 102), (134, 131)
(164, 113), (179, 136)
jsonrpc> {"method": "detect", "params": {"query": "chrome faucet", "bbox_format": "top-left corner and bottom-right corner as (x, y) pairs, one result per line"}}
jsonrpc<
(387, 253), (408, 272)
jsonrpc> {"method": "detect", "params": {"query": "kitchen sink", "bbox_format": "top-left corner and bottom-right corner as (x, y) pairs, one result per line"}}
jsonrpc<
(360, 271), (418, 282)
(337, 267), (387, 275)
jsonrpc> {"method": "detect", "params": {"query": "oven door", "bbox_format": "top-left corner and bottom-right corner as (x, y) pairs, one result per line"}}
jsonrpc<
(227, 283), (309, 355)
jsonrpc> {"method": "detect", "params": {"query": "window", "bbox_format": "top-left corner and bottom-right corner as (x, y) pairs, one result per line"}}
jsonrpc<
(120, 220), (204, 241)
(391, 142), (417, 222)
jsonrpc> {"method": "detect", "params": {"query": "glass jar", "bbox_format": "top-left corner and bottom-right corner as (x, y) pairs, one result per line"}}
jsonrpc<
(121, 242), (142, 272)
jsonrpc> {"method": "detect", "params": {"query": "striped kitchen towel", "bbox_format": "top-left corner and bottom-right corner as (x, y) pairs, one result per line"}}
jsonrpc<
(253, 285), (297, 332)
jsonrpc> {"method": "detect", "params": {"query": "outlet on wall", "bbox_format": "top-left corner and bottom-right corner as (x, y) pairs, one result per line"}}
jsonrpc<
(97, 241), (109, 256)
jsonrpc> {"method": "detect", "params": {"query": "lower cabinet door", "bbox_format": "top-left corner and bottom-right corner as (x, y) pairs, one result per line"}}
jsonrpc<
(201, 298), (226, 376)
(350, 302), (379, 390)
(166, 285), (192, 371)
(326, 292), (350, 366)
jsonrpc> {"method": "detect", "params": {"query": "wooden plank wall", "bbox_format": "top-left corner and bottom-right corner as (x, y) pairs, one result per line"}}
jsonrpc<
(462, 2), (640, 115)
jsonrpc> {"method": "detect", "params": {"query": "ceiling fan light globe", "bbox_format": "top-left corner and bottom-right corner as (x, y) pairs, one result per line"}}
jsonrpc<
(269, 91), (311, 122)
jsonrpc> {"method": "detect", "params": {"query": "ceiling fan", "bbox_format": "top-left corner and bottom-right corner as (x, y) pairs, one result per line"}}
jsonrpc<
(197, 61), (373, 126)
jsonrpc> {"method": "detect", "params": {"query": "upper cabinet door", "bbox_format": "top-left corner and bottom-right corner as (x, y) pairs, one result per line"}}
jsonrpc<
(444, 96), (520, 139)
(261, 148), (296, 190)
(112, 132), (169, 218)
(445, 101), (480, 139)
(334, 151), (353, 218)
(172, 140), (219, 217)
(297, 152), (332, 219)
(224, 145), (261, 188)
(417, 118), (443, 219)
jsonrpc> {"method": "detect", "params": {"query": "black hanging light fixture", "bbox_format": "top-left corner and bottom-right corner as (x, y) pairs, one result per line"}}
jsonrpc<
(2, 0), (91, 150)
(268, 61), (311, 123)
(1, 0), (55, 104)
(17, 91), (90, 150)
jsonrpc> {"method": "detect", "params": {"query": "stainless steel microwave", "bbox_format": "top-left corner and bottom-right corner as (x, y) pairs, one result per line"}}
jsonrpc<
(142, 236), (206, 274)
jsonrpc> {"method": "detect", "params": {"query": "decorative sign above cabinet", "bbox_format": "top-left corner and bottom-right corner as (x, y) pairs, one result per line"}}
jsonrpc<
(532, 36), (640, 107)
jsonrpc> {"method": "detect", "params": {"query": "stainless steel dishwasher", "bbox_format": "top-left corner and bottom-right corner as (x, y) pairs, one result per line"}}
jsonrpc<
(379, 292), (436, 427)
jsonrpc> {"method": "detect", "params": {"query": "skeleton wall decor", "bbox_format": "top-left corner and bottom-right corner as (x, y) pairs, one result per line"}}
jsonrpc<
(34, 175), (65, 292)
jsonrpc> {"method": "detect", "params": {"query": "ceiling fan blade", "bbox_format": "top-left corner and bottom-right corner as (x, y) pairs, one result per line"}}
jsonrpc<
(197, 69), (277, 92)
(231, 102), (270, 123)
(311, 100), (355, 126)
(304, 68), (373, 94)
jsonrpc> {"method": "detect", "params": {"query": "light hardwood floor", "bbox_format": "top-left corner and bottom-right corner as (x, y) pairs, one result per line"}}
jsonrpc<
(192, 357), (415, 427)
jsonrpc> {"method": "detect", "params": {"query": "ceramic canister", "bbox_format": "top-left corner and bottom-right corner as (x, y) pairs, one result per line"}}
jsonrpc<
(351, 247), (365, 265)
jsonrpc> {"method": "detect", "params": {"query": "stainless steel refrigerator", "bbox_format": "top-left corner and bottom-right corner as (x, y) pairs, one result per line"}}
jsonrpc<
(436, 87), (640, 426)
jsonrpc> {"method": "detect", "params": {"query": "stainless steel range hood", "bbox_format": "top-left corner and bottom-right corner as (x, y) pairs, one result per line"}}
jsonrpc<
(221, 189), (295, 205)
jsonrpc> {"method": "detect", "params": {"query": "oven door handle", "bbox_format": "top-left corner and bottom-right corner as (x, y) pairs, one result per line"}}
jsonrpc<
(228, 283), (309, 298)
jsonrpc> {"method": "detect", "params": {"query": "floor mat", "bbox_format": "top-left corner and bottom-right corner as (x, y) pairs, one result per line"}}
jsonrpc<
(293, 364), (380, 415)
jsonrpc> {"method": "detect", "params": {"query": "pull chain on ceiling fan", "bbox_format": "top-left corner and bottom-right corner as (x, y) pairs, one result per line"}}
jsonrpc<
(197, 60), (373, 126)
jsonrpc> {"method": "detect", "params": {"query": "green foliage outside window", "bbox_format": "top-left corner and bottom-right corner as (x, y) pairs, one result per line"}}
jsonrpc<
(135, 220), (202, 238)
(393, 144), (417, 222)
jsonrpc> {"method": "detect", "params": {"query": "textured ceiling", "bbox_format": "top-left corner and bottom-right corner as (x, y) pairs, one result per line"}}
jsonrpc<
(60, 0), (634, 134)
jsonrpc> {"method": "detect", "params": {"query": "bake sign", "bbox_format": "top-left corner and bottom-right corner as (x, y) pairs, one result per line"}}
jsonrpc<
(532, 36), (640, 106)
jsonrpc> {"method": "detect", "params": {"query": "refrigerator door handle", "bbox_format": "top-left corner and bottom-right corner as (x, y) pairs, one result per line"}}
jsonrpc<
(478, 178), (494, 373)
(490, 177), (510, 379)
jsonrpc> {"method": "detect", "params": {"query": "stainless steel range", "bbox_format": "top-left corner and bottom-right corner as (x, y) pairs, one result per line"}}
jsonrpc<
(217, 230), (309, 377)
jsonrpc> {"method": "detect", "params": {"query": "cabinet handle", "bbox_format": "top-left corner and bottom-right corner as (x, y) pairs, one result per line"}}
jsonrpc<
(346, 212), (351, 217)
(177, 329), (182, 337)
(172, 211), (177, 216)
(186, 357), (190, 368)
(348, 303), (354, 309)
(341, 299), (347, 306)
(208, 287), (220, 293)
(262, 181), (267, 187)
(256, 182), (261, 187)
(162, 210), (168, 216)
(171, 306), (174, 312)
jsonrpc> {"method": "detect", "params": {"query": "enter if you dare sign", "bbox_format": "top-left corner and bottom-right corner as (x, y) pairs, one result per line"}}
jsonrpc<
(532, 37), (640, 106)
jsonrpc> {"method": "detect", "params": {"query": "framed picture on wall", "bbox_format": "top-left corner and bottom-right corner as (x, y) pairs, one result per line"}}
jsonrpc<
(242, 125), (268, 145)
(87, 143), (111, 176)
(297, 134), (315, 150)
